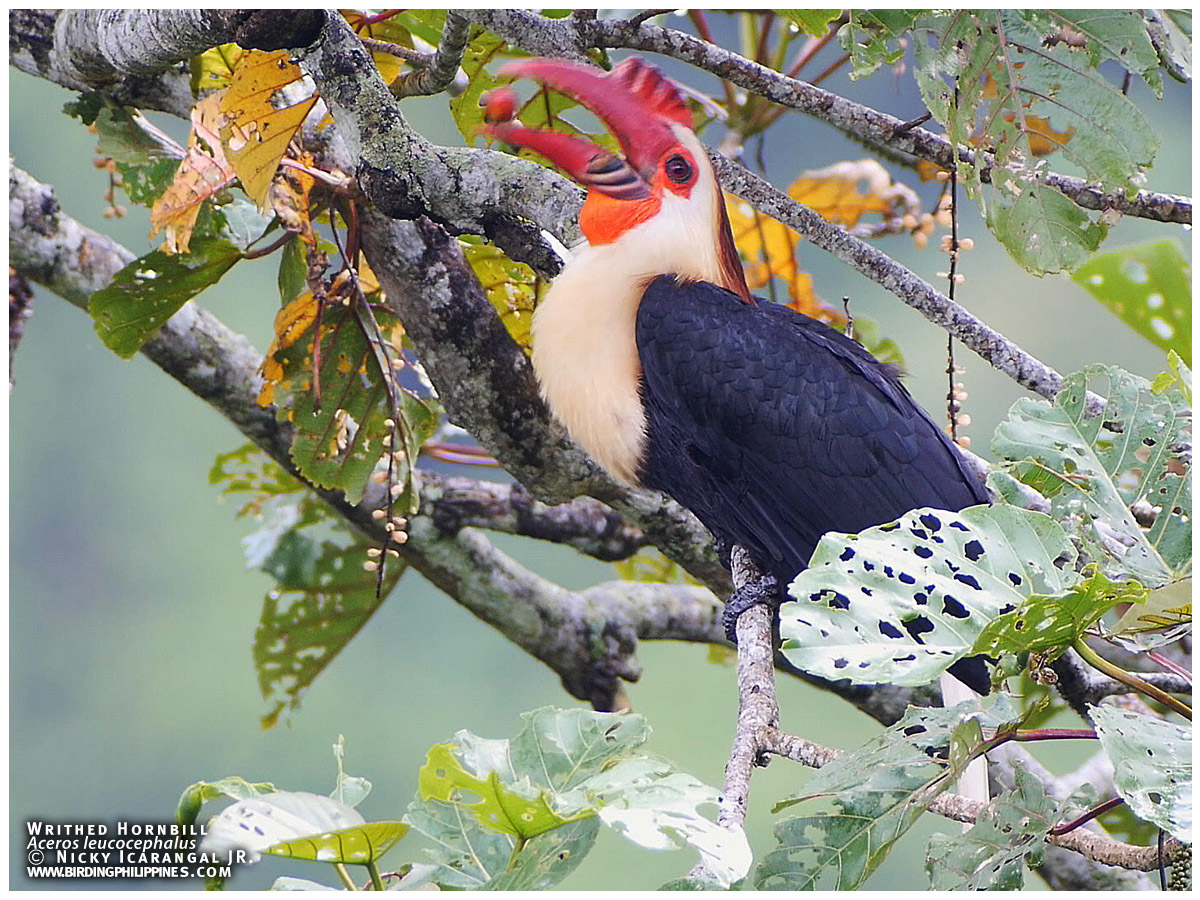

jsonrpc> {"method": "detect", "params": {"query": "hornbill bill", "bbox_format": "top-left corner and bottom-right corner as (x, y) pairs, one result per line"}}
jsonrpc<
(486, 58), (992, 694)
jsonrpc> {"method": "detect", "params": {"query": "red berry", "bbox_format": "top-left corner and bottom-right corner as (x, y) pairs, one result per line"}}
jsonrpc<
(481, 87), (516, 124)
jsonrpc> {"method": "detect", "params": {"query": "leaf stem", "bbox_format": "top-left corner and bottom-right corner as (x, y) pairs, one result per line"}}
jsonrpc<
(366, 860), (385, 891)
(1049, 795), (1125, 836)
(334, 862), (358, 889)
(1073, 639), (1192, 720)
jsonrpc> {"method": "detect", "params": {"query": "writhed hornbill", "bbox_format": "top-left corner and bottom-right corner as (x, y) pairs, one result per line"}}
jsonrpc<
(486, 58), (992, 694)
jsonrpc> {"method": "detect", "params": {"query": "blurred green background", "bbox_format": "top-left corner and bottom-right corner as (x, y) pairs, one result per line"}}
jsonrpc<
(9, 15), (1190, 891)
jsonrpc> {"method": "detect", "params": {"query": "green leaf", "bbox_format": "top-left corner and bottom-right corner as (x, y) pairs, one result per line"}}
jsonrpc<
(89, 237), (242, 358)
(276, 303), (438, 508)
(266, 822), (408, 865)
(779, 10), (843, 37)
(779, 505), (1077, 686)
(418, 742), (585, 838)
(450, 28), (617, 154)
(906, 10), (1160, 273)
(1091, 705), (1192, 841)
(840, 11), (926, 78)
(973, 569), (1148, 659)
(925, 768), (1058, 889)
(176, 776), (275, 827)
(255, 537), (402, 729)
(986, 177), (1107, 274)
(992, 364), (1191, 586)
(460, 237), (543, 352)
(482, 817), (599, 890)
(277, 235), (308, 307)
(200, 790), (406, 864)
(1072, 240), (1191, 364)
(1108, 576), (1192, 651)
(406, 708), (750, 889)
(757, 699), (1016, 890)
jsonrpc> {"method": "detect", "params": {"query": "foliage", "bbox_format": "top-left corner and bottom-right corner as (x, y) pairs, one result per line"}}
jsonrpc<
(188, 710), (750, 890)
(755, 697), (1022, 889)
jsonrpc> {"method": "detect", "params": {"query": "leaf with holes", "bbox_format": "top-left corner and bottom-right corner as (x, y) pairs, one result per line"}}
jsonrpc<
(89, 236), (242, 358)
(1091, 705), (1192, 841)
(993, 364), (1191, 587)
(255, 534), (403, 729)
(200, 789), (406, 864)
(407, 708), (749, 888)
(973, 569), (1147, 659)
(219, 50), (315, 210)
(925, 768), (1059, 889)
(1072, 240), (1191, 364)
(841, 10), (924, 77)
(779, 505), (1077, 686)
(757, 698), (1017, 890)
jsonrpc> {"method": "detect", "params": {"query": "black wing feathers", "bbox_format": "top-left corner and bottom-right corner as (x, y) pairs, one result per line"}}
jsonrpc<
(635, 275), (989, 585)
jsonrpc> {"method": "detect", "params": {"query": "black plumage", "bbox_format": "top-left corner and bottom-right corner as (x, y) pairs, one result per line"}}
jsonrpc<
(635, 275), (992, 691)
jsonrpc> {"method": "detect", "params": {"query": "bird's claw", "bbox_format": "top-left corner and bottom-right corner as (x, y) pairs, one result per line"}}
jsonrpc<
(723, 573), (779, 642)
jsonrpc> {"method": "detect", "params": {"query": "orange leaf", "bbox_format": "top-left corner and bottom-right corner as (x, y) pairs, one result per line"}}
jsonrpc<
(150, 94), (236, 254)
(220, 50), (316, 210)
(257, 289), (320, 406)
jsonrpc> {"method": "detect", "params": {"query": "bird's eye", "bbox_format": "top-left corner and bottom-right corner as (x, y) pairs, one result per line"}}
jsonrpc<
(664, 154), (693, 184)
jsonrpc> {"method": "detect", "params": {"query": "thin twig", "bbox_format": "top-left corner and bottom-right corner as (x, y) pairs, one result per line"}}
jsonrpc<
(389, 10), (470, 98)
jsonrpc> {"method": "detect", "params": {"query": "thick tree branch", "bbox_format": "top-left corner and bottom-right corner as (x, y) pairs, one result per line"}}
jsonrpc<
(8, 164), (724, 711)
(418, 473), (648, 562)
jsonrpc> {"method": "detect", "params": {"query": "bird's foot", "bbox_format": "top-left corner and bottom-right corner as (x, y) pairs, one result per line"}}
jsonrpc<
(723, 573), (780, 642)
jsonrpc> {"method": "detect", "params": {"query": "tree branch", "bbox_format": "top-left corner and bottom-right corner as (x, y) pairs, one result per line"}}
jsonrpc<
(418, 473), (649, 562)
(388, 10), (470, 98)
(8, 163), (726, 712)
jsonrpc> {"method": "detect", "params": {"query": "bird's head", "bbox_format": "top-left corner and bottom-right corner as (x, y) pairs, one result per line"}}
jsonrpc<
(484, 57), (750, 301)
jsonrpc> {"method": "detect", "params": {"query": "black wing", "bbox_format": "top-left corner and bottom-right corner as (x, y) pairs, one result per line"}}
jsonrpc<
(635, 274), (989, 584)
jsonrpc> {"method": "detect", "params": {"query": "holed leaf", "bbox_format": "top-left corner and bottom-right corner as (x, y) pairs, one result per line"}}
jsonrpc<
(200, 789), (406, 865)
(925, 768), (1059, 889)
(407, 708), (750, 889)
(992, 364), (1191, 586)
(255, 535), (403, 729)
(779, 505), (1077, 686)
(973, 569), (1148, 659)
(1072, 240), (1191, 364)
(1091, 704), (1192, 841)
(757, 698), (1017, 890)
(89, 236), (242, 358)
(219, 50), (315, 210)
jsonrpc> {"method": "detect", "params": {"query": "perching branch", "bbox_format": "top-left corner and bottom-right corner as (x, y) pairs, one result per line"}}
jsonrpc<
(8, 163), (724, 712)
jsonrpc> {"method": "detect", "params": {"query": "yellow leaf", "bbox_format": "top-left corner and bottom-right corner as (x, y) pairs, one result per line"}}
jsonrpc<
(460, 240), (543, 352)
(723, 192), (828, 319)
(191, 42), (245, 94)
(220, 50), (316, 210)
(150, 94), (236, 254)
(270, 151), (319, 247)
(257, 290), (319, 406)
(342, 9), (417, 88)
(788, 159), (917, 227)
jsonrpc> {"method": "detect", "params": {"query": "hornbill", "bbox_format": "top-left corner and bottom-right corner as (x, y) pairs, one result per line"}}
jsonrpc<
(486, 58), (992, 694)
